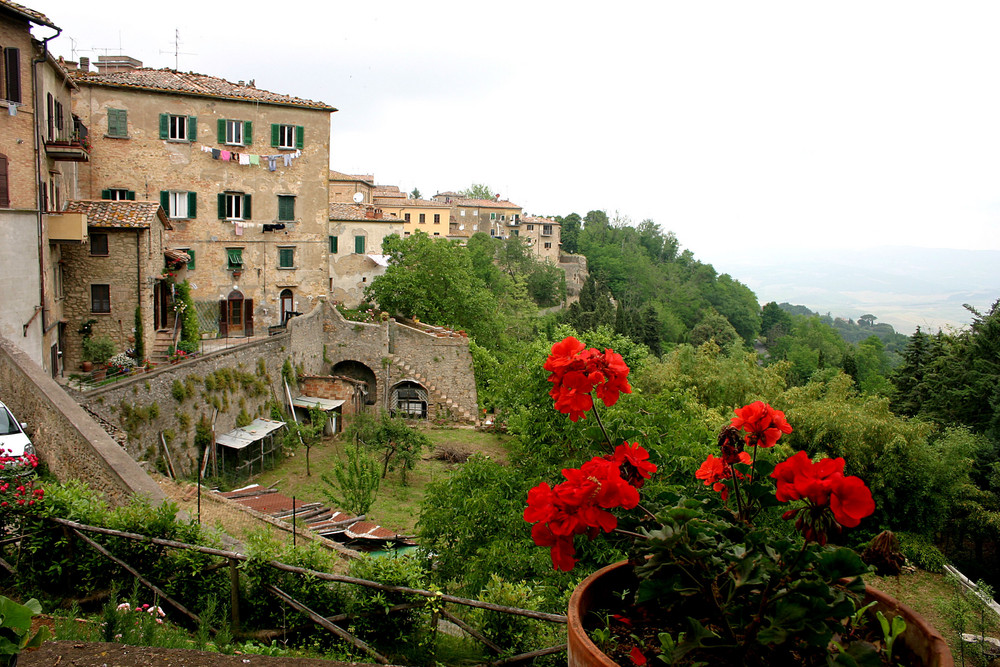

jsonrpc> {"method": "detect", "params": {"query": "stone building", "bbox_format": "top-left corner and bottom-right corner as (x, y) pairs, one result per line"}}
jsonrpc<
(59, 200), (170, 369)
(68, 60), (336, 337)
(430, 192), (522, 239)
(328, 203), (403, 307)
(519, 215), (561, 263)
(374, 196), (451, 238)
(329, 170), (374, 204)
(1, 0), (88, 376)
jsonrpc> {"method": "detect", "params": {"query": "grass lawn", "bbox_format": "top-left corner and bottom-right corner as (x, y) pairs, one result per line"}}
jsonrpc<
(253, 425), (508, 535)
(868, 569), (1000, 664)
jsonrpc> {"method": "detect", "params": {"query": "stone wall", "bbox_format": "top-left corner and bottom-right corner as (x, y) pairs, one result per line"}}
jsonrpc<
(0, 336), (167, 507)
(560, 253), (589, 306)
(81, 301), (328, 476)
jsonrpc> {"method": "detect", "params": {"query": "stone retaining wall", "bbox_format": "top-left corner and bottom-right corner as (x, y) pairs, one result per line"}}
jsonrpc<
(0, 337), (167, 508)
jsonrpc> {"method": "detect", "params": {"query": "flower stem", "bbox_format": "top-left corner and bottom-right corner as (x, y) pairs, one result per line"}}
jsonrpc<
(590, 400), (614, 452)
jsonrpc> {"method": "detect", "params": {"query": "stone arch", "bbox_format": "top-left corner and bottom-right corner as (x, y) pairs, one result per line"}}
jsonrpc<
(390, 380), (428, 419)
(331, 360), (377, 405)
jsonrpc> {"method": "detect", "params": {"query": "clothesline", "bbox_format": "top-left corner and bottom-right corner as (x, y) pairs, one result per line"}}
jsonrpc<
(232, 221), (288, 235)
(199, 145), (302, 171)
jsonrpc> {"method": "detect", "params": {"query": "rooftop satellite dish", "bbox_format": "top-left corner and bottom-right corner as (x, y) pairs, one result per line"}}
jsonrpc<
(459, 224), (465, 231)
(353, 192), (364, 204)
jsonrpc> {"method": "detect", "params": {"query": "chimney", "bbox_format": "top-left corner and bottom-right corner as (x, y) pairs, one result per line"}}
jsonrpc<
(79, 56), (90, 72)
(95, 55), (143, 73)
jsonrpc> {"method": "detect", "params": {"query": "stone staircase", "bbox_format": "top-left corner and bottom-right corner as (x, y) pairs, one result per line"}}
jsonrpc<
(387, 354), (478, 423)
(150, 315), (178, 364)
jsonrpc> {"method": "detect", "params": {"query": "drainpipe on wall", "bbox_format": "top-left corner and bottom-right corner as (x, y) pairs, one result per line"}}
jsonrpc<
(31, 25), (63, 358)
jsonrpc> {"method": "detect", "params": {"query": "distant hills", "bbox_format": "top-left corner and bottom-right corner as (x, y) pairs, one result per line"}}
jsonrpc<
(709, 246), (1000, 335)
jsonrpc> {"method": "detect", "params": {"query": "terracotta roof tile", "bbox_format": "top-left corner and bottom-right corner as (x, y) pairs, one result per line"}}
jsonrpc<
(449, 197), (522, 210)
(70, 67), (335, 111)
(64, 200), (168, 229)
(329, 170), (374, 184)
(0, 0), (57, 28)
(521, 215), (559, 225)
(329, 202), (401, 222)
(374, 197), (450, 208)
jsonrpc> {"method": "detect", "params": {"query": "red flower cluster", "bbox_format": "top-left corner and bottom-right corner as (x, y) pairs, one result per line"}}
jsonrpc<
(772, 450), (875, 542)
(524, 442), (656, 571)
(730, 401), (792, 448)
(543, 337), (632, 421)
(695, 451), (752, 500)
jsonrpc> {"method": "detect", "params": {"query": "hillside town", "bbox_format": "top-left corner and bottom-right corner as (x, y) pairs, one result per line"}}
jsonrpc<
(1, 0), (562, 377)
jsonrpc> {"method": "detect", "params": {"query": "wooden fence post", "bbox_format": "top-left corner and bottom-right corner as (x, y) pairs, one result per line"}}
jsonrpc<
(229, 558), (240, 634)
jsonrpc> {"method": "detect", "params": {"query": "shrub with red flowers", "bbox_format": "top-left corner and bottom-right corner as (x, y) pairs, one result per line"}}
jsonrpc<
(0, 451), (44, 533)
(525, 337), (884, 666)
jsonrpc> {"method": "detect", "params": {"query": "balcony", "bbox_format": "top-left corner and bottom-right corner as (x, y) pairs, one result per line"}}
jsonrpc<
(45, 137), (90, 162)
(47, 212), (88, 242)
(45, 119), (90, 162)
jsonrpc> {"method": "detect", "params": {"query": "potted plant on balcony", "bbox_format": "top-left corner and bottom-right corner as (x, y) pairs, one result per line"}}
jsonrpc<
(524, 337), (952, 667)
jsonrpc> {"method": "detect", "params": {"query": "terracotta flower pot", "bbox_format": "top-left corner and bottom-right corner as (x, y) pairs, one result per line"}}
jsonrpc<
(567, 561), (954, 667)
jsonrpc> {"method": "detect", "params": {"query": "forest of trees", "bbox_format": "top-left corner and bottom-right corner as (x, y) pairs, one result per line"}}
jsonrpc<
(361, 211), (1000, 614)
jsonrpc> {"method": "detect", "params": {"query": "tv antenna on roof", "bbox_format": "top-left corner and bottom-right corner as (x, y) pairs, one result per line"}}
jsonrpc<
(159, 29), (196, 71)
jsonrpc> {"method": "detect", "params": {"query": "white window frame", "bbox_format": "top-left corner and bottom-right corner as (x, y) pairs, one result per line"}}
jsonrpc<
(168, 191), (189, 219)
(169, 115), (188, 141)
(277, 124), (295, 149)
(225, 193), (243, 220)
(225, 120), (243, 146)
(108, 189), (130, 201)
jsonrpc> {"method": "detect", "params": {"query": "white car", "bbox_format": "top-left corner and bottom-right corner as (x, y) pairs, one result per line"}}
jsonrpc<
(0, 401), (34, 459)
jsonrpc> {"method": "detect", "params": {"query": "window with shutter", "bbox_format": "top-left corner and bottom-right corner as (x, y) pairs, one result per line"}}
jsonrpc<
(90, 233), (109, 256)
(3, 48), (21, 104)
(226, 248), (243, 269)
(277, 195), (295, 221)
(355, 236), (365, 254)
(0, 154), (9, 208)
(278, 247), (295, 268)
(224, 119), (243, 145)
(107, 109), (128, 137)
(185, 249), (195, 270)
(329, 236), (338, 253)
(91, 284), (111, 313)
(221, 193), (249, 220)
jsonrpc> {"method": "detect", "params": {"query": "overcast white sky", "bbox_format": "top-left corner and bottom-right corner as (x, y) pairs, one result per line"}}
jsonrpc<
(32, 0), (1000, 272)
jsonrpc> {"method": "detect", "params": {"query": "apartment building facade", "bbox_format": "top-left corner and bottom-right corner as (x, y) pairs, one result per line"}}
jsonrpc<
(1, 0), (90, 375)
(328, 203), (403, 307)
(70, 61), (336, 337)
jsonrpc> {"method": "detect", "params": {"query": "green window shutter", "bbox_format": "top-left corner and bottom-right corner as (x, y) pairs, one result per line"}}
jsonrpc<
(295, 126), (304, 149)
(217, 119), (226, 143)
(279, 247), (294, 268)
(160, 191), (169, 212)
(108, 109), (126, 137)
(187, 116), (197, 141)
(270, 124), (280, 147)
(187, 250), (195, 270)
(355, 236), (365, 254)
(243, 121), (252, 146)
(101, 189), (111, 200)
(187, 191), (197, 218)
(126, 190), (136, 201)
(217, 193), (226, 219)
(227, 249), (243, 268)
(329, 236), (338, 253)
(278, 195), (294, 221)
(159, 114), (169, 139)
(243, 194), (252, 220)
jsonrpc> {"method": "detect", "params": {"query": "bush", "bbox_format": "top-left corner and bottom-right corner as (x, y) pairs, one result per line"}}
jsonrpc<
(82, 335), (116, 365)
(897, 532), (949, 572)
(469, 574), (544, 655)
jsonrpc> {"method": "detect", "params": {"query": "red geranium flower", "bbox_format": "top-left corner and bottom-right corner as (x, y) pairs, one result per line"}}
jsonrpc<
(695, 452), (751, 500)
(609, 441), (657, 488)
(771, 450), (875, 539)
(629, 646), (648, 665)
(544, 337), (632, 421)
(731, 401), (792, 448)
